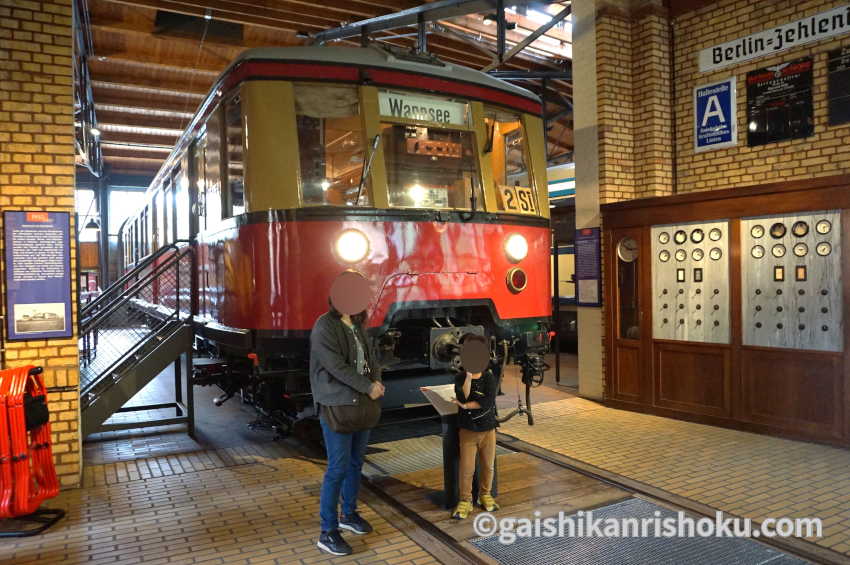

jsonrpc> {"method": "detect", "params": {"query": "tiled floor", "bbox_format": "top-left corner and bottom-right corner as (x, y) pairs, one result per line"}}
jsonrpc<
(7, 442), (441, 565)
(499, 395), (850, 558)
(11, 352), (850, 563)
(4, 372), (445, 565)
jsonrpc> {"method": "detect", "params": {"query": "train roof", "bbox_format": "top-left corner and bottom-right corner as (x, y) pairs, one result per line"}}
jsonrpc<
(225, 46), (541, 104)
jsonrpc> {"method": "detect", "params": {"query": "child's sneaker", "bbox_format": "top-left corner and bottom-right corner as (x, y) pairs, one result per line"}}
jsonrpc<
(452, 500), (473, 519)
(477, 494), (500, 511)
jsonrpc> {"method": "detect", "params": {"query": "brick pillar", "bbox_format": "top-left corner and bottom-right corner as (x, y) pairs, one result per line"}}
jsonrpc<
(0, 0), (81, 488)
(576, 0), (675, 399)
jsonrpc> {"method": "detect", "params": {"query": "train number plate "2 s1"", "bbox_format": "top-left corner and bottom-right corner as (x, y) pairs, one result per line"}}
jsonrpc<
(499, 185), (538, 214)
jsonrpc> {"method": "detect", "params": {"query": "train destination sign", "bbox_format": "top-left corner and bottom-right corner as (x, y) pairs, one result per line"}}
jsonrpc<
(699, 4), (850, 72)
(379, 90), (469, 126)
(4, 211), (73, 340)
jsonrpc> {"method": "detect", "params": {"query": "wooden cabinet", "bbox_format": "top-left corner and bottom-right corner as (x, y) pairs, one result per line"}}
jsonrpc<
(602, 175), (850, 445)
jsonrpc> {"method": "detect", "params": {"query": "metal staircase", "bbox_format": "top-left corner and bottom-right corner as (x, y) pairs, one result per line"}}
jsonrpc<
(79, 242), (196, 438)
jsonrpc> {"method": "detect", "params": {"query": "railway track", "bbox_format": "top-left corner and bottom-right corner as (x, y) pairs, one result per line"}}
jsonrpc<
(331, 423), (837, 565)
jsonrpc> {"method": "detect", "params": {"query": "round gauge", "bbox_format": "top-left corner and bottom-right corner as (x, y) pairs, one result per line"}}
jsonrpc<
(617, 237), (639, 262)
(658, 231), (670, 244)
(751, 245), (765, 259)
(674, 249), (687, 262)
(709, 247), (722, 261)
(771, 244), (786, 258)
(658, 250), (671, 262)
(791, 221), (809, 237)
(690, 228), (704, 243)
(708, 228), (722, 241)
(816, 241), (832, 256)
(692, 248), (704, 261)
(770, 222), (787, 239)
(816, 219), (832, 235)
(750, 224), (765, 239)
(674, 230), (688, 245)
(793, 242), (808, 257)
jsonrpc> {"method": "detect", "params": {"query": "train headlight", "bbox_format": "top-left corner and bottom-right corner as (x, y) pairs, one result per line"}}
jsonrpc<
(505, 233), (528, 262)
(335, 229), (370, 263)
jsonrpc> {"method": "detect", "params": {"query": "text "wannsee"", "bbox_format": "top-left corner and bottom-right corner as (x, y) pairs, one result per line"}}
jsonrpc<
(699, 5), (850, 72)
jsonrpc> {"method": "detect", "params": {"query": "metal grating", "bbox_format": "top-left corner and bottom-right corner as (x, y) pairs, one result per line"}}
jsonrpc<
(470, 498), (809, 565)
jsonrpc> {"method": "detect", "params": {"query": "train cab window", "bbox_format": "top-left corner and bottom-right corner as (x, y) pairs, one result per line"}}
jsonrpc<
(485, 108), (538, 215)
(295, 84), (370, 206)
(224, 95), (245, 216)
(378, 89), (480, 210)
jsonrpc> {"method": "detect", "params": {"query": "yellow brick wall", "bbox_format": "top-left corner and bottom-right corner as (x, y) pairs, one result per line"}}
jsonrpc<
(0, 0), (80, 488)
(597, 0), (674, 204)
(675, 0), (850, 193)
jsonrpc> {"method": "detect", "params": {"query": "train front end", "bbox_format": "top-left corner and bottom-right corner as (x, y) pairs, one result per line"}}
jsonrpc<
(185, 47), (551, 430)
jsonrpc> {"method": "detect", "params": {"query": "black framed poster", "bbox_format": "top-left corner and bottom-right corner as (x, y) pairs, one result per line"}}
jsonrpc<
(828, 46), (850, 126)
(4, 211), (73, 340)
(746, 57), (814, 147)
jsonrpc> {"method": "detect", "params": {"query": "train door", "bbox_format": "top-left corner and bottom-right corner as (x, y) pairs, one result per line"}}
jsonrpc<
(608, 226), (651, 403)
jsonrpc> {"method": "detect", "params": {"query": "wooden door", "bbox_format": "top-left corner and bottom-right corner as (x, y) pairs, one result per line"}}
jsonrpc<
(608, 227), (651, 403)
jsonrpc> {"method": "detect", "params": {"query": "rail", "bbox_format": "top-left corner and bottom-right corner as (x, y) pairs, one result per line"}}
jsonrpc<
(79, 243), (194, 403)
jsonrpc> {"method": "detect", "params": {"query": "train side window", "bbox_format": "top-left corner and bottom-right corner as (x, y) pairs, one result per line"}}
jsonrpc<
(294, 84), (370, 206)
(484, 108), (538, 215)
(176, 169), (190, 239)
(163, 183), (174, 245)
(143, 207), (151, 256)
(205, 111), (223, 223)
(155, 189), (165, 250)
(224, 95), (245, 216)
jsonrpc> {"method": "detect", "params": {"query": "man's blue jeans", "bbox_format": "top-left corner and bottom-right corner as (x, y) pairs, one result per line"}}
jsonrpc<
(319, 417), (371, 533)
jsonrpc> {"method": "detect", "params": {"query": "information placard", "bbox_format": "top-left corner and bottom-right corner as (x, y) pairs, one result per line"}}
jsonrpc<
(828, 46), (850, 126)
(4, 211), (72, 340)
(575, 227), (602, 307)
(694, 78), (737, 152)
(746, 57), (814, 147)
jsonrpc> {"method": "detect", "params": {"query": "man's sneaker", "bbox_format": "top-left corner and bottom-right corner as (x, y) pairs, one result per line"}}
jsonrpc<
(339, 511), (373, 535)
(478, 494), (500, 512)
(452, 500), (473, 520)
(317, 530), (352, 556)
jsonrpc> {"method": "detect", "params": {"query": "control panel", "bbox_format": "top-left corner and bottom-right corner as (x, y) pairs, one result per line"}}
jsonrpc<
(652, 221), (730, 343)
(741, 210), (842, 352)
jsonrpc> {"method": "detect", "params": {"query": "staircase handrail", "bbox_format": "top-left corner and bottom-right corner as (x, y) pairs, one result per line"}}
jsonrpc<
(80, 240), (192, 319)
(80, 245), (193, 334)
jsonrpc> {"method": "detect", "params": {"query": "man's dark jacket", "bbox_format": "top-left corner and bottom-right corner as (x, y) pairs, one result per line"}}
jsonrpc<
(309, 312), (382, 407)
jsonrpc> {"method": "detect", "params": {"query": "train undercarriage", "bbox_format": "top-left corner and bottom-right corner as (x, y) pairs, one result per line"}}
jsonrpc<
(191, 303), (550, 439)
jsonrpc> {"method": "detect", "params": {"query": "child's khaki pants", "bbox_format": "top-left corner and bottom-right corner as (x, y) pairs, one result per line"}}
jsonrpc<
(458, 428), (496, 503)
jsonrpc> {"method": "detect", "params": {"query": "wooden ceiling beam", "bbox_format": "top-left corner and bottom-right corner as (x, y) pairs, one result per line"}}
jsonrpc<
(92, 87), (203, 113)
(97, 109), (189, 130)
(101, 0), (329, 32)
(100, 130), (179, 147)
(91, 75), (211, 98)
(89, 17), (294, 50)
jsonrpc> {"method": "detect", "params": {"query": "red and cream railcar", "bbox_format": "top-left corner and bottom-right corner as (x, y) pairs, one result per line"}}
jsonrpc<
(118, 46), (551, 428)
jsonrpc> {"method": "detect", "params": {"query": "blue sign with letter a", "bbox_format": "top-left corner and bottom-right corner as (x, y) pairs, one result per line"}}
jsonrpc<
(694, 77), (737, 152)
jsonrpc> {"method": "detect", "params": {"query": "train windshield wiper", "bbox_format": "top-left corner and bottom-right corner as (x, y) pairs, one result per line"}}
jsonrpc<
(355, 135), (381, 206)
